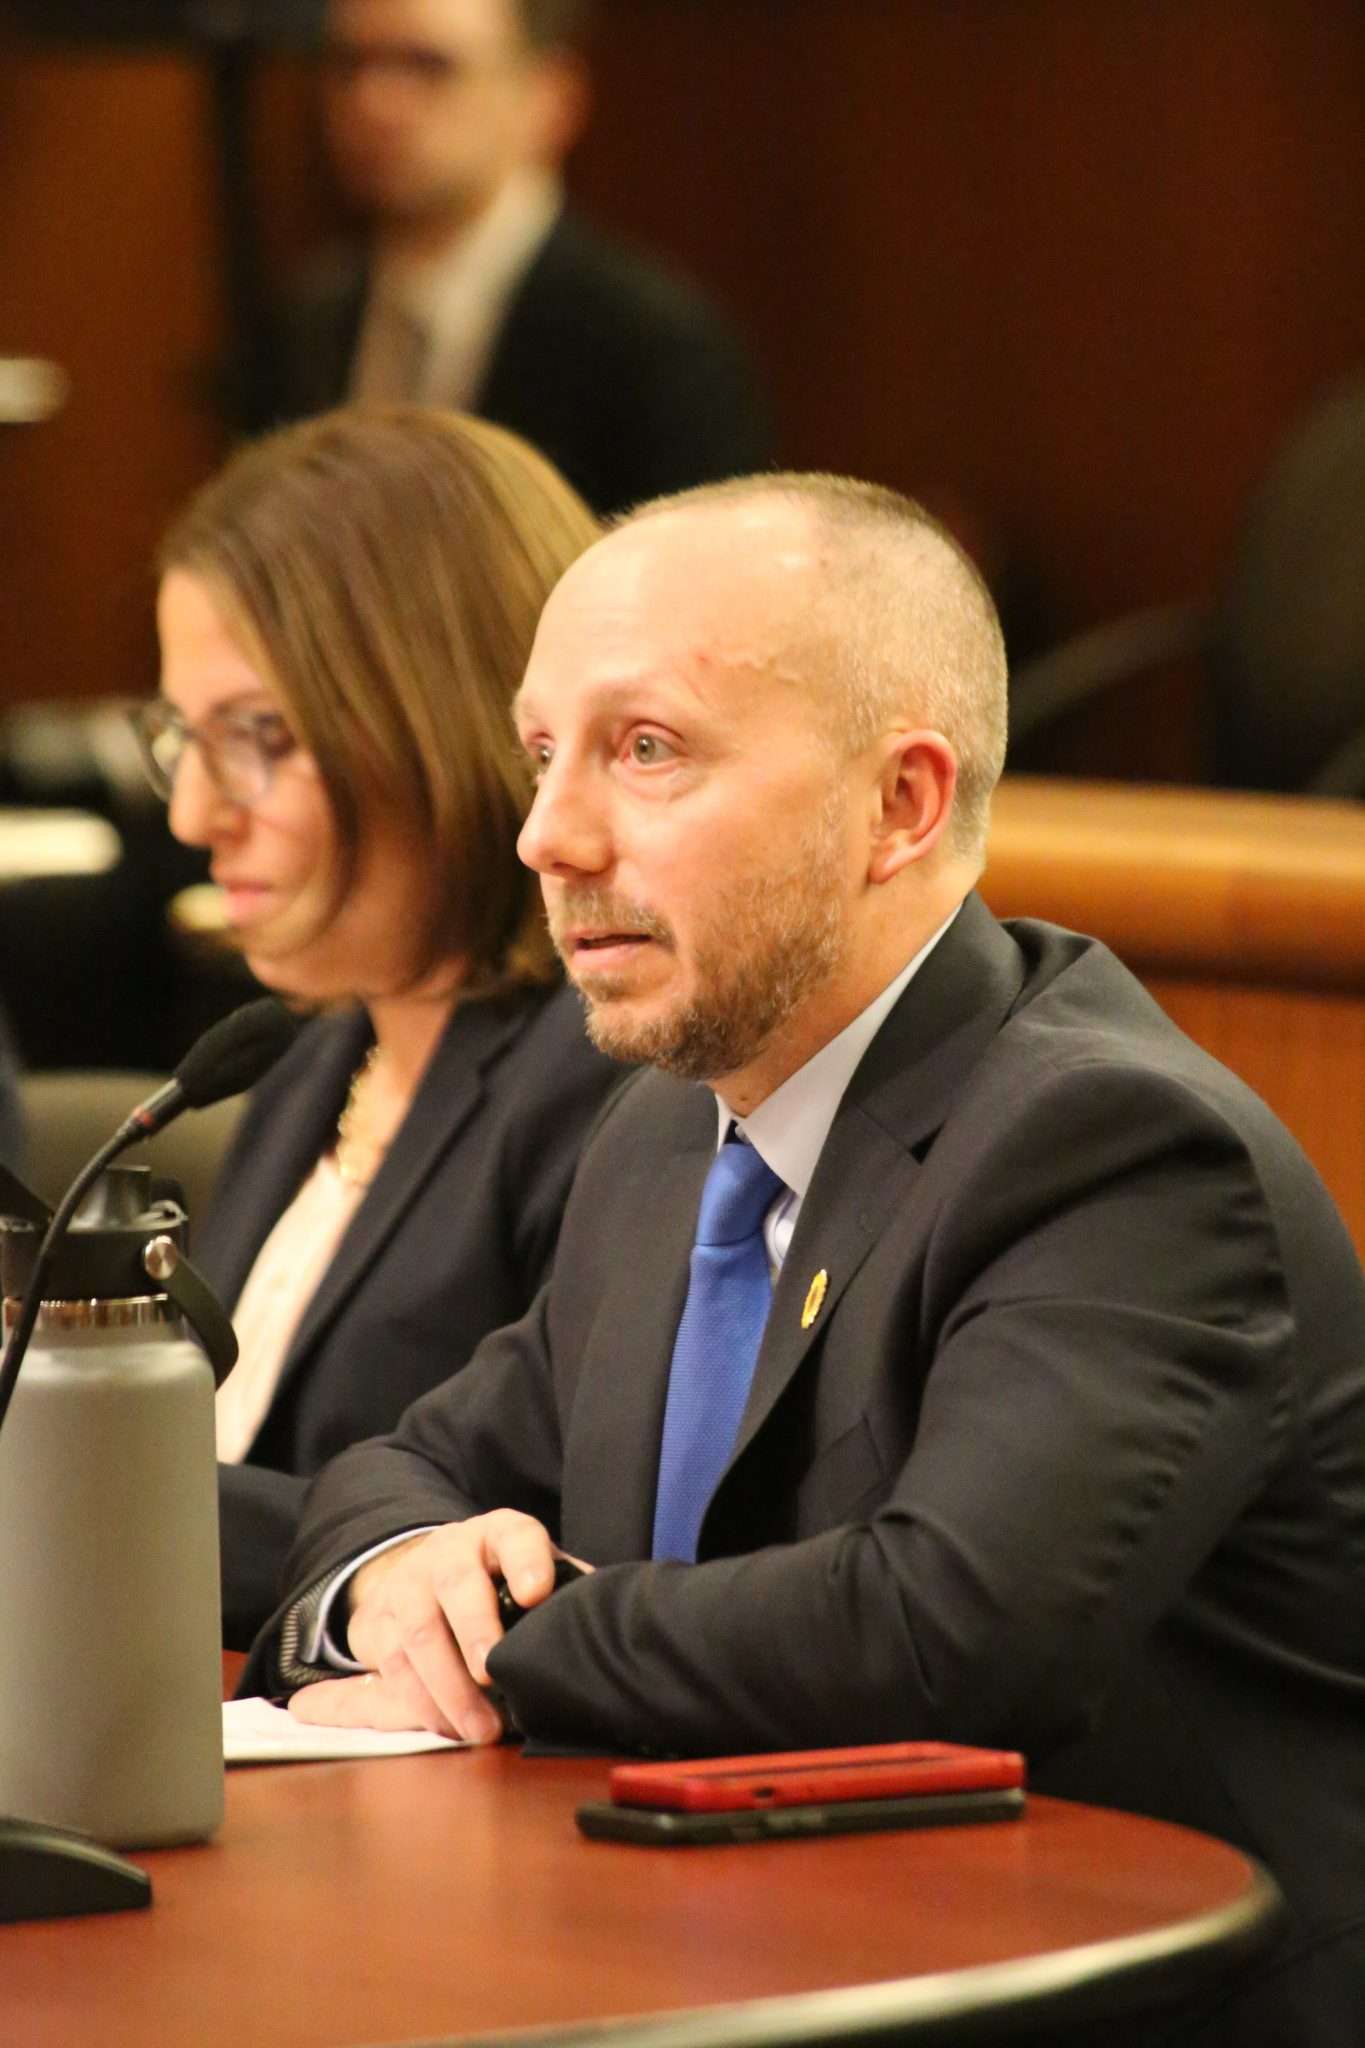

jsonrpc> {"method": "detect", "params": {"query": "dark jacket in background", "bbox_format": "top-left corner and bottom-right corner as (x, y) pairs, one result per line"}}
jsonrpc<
(0, 999), (23, 1175)
(256, 210), (773, 516)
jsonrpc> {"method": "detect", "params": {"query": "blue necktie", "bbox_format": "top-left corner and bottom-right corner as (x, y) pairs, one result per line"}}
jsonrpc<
(651, 1135), (786, 1562)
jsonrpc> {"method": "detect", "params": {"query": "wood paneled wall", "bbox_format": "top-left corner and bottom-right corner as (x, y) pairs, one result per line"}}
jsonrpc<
(3, 2), (1365, 750)
(0, 43), (226, 706)
(571, 2), (1365, 634)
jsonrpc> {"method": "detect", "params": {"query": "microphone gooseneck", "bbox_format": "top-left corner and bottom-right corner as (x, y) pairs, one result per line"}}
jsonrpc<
(0, 998), (299, 1435)
(124, 995), (301, 1138)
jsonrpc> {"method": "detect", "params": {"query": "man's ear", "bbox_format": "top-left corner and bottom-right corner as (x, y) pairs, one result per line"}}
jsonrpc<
(527, 50), (593, 164)
(867, 729), (957, 885)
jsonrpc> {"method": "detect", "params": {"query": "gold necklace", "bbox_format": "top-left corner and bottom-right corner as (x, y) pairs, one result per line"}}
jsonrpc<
(334, 1044), (385, 1188)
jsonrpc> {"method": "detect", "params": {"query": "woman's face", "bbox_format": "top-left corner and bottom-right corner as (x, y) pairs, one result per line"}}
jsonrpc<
(156, 569), (434, 1005)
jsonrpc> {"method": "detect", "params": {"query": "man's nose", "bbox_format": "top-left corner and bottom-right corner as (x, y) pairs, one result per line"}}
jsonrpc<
(517, 763), (610, 879)
(348, 74), (396, 119)
(338, 58), (413, 123)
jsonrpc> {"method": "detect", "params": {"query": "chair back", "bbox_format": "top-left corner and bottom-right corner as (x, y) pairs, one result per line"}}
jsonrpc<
(17, 1070), (244, 1234)
(1211, 375), (1365, 794)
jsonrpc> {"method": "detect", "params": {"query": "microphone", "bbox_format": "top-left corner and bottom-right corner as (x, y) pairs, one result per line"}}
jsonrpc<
(0, 997), (299, 1436)
(119, 995), (301, 1141)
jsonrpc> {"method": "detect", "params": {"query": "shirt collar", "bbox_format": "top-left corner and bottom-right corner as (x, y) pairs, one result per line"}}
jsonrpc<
(715, 907), (961, 1192)
(373, 169), (562, 329)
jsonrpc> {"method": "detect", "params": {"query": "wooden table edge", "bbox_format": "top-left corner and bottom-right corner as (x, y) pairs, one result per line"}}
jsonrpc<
(385, 1855), (1285, 2048)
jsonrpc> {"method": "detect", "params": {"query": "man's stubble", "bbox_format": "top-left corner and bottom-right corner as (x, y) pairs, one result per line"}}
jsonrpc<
(552, 788), (850, 1085)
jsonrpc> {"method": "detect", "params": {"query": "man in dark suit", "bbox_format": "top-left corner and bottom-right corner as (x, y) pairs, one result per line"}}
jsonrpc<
(255, 474), (1364, 2045)
(255, 0), (771, 513)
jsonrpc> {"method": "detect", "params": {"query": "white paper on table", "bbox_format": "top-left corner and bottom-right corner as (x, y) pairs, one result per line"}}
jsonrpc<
(224, 1695), (466, 1764)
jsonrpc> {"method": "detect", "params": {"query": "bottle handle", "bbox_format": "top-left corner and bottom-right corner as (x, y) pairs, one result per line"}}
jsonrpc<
(142, 1238), (239, 1388)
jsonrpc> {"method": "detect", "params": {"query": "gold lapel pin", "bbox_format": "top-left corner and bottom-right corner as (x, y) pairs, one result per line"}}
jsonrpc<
(801, 1269), (829, 1330)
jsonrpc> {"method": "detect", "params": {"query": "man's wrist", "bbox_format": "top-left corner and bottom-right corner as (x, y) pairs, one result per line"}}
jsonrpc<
(272, 1528), (440, 1689)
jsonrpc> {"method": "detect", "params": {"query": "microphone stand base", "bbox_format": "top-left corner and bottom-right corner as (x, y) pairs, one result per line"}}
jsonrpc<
(0, 1815), (152, 1921)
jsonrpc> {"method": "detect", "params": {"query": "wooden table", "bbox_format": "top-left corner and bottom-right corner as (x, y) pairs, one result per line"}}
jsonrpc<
(5, 1741), (1281, 2048)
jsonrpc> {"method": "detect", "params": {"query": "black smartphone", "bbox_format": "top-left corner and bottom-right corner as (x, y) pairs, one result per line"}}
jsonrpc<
(575, 1785), (1025, 1845)
(495, 1555), (586, 1628)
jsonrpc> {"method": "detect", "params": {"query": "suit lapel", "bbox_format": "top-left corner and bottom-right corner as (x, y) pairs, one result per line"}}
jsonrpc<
(311, 258), (368, 414)
(267, 997), (530, 1413)
(729, 897), (1029, 1466)
(200, 1013), (364, 1312)
(473, 213), (568, 422)
(566, 1081), (715, 1560)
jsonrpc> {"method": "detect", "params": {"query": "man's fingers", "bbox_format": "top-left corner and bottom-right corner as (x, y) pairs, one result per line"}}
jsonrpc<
(361, 1545), (504, 1736)
(429, 1551), (506, 1685)
(484, 1515), (569, 1609)
(288, 1666), (501, 1744)
(331, 1512), (570, 1742)
(376, 1606), (502, 1742)
(286, 1673), (457, 1737)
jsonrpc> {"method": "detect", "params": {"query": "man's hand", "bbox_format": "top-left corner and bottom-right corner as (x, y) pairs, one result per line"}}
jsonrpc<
(288, 1511), (590, 1744)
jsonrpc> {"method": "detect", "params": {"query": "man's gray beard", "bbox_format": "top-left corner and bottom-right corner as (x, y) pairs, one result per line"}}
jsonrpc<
(568, 803), (848, 1084)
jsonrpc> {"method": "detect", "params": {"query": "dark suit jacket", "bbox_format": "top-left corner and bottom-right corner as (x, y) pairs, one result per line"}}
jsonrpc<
(0, 997), (23, 1174)
(255, 899), (1365, 2045)
(198, 980), (623, 1648)
(256, 209), (772, 517)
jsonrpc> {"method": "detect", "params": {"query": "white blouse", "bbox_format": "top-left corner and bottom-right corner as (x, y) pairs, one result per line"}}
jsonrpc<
(214, 1152), (366, 1464)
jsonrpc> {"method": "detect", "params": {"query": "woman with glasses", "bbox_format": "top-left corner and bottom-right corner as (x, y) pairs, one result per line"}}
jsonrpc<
(135, 405), (622, 1649)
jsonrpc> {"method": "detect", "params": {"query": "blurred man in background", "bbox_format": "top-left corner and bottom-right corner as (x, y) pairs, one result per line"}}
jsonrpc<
(258, 0), (772, 512)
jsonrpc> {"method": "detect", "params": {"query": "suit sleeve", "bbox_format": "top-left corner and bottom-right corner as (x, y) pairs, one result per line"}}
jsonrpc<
(487, 1064), (1295, 1757)
(500, 1023), (631, 1300)
(218, 1463), (309, 1649)
(275, 1284), (564, 1604)
(236, 1282), (568, 1696)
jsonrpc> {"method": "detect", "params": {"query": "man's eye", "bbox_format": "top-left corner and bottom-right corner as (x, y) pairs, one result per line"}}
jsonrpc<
(629, 733), (675, 765)
(526, 740), (554, 776)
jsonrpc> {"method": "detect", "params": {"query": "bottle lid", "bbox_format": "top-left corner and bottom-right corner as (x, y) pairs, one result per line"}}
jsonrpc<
(0, 1166), (188, 1303)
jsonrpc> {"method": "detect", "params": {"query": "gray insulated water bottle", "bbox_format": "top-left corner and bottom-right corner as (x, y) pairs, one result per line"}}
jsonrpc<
(0, 1167), (226, 1849)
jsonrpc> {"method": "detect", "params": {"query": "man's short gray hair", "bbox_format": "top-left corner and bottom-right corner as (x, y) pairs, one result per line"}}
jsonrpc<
(622, 472), (1009, 863)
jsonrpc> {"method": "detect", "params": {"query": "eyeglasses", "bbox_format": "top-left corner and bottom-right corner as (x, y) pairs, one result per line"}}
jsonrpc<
(319, 40), (483, 90)
(128, 700), (299, 809)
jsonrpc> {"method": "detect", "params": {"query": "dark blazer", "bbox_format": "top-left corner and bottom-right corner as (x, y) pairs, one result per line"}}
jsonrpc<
(199, 980), (623, 1648)
(0, 997), (23, 1174)
(257, 899), (1365, 2046)
(257, 209), (772, 517)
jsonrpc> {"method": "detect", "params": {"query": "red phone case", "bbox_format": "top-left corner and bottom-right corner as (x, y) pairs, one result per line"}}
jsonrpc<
(609, 1741), (1026, 1813)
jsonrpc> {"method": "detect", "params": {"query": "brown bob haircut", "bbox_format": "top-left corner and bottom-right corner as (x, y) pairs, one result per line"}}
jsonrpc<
(158, 405), (600, 997)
